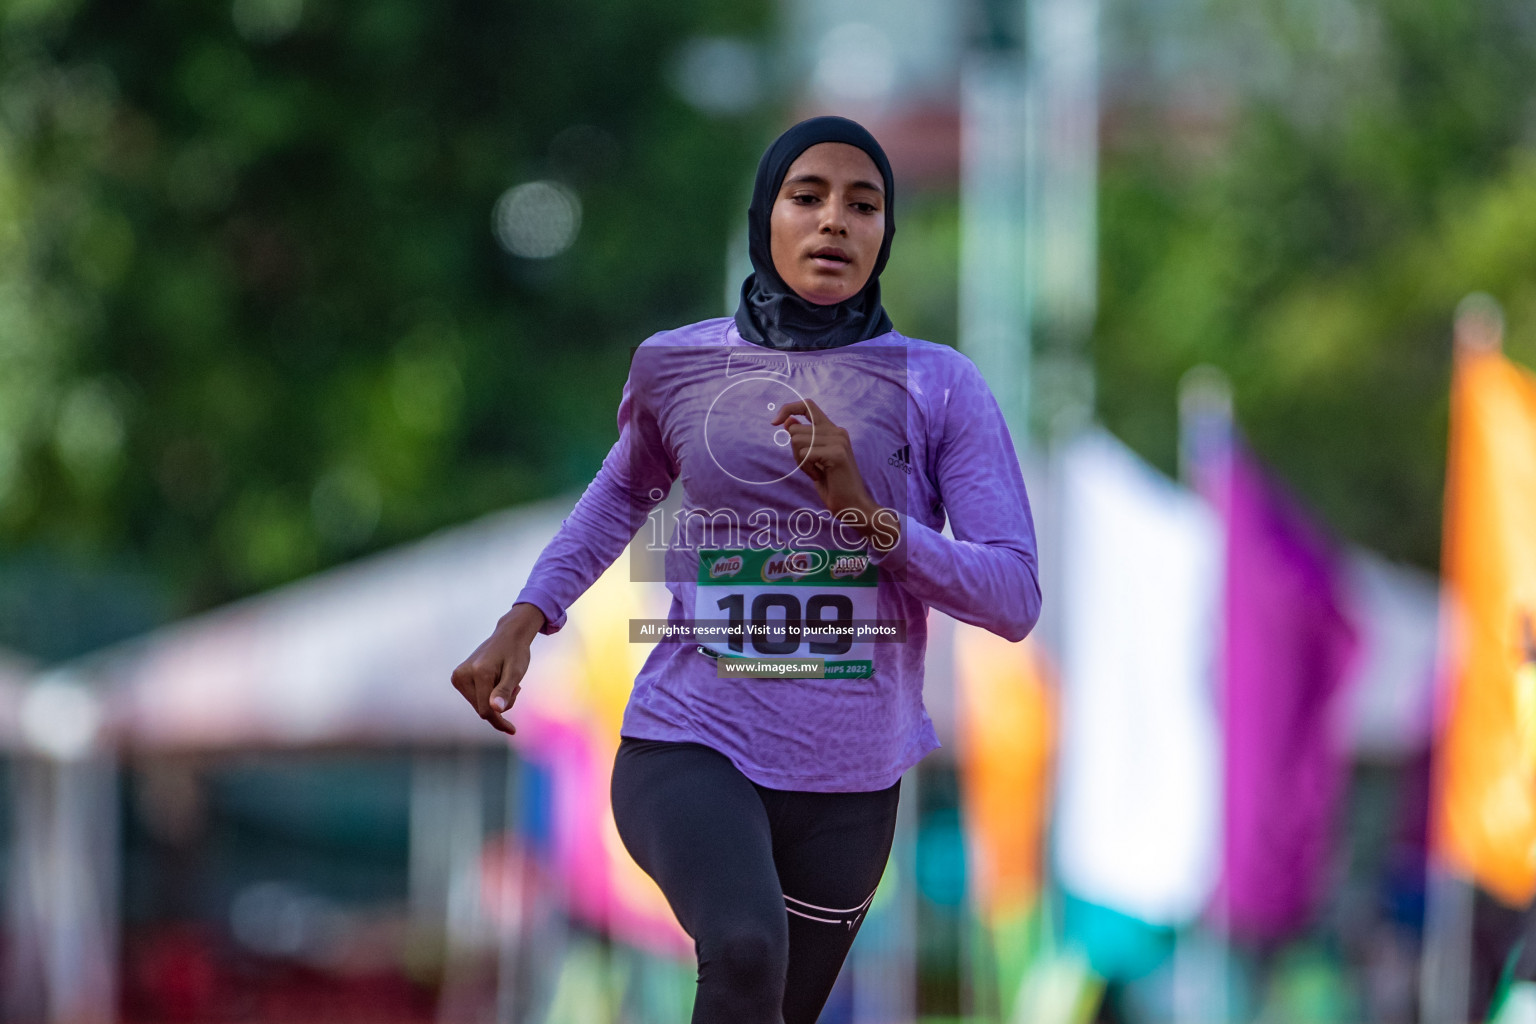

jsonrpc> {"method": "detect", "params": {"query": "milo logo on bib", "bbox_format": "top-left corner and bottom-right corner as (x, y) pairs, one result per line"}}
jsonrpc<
(761, 550), (819, 581)
(708, 554), (744, 579)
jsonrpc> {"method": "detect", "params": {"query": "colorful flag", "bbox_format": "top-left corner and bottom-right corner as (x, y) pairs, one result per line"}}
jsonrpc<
(514, 560), (691, 956)
(1435, 347), (1536, 905)
(953, 624), (1056, 1014)
(1218, 443), (1359, 941)
(1053, 430), (1222, 931)
(955, 626), (1055, 924)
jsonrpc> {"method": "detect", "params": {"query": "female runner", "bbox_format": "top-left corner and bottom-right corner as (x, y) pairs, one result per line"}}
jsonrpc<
(451, 115), (1041, 1023)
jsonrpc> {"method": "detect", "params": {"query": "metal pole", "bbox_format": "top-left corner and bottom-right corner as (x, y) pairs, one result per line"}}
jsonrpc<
(1178, 365), (1235, 1024)
(1420, 294), (1508, 1024)
(960, 51), (1034, 444)
(1025, 0), (1100, 440)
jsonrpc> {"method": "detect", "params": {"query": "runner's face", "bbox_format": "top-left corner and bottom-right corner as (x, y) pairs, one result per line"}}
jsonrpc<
(768, 142), (885, 306)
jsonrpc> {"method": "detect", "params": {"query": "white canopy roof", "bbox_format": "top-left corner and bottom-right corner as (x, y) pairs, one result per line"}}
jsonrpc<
(76, 498), (613, 751)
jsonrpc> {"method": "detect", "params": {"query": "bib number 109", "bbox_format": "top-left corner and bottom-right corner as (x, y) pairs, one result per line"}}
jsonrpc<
(716, 592), (853, 655)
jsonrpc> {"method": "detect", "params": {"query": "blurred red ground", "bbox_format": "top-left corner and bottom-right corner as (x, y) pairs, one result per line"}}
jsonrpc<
(121, 924), (438, 1024)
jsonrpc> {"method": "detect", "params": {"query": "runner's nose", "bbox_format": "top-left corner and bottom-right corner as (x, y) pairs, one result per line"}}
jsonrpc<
(818, 196), (848, 236)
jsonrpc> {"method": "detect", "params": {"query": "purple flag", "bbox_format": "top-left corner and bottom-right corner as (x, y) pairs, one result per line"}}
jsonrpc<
(1218, 444), (1360, 943)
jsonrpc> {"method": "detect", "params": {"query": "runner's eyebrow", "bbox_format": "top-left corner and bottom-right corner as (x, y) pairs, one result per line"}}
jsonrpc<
(781, 174), (885, 195)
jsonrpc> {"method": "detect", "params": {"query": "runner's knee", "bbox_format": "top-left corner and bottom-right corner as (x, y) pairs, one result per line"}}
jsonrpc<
(700, 923), (788, 1005)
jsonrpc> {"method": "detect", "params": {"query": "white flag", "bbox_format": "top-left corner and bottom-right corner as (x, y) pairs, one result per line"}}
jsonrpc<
(1053, 430), (1221, 925)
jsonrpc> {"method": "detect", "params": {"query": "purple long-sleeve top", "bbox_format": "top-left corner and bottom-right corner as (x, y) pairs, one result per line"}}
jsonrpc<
(515, 317), (1041, 791)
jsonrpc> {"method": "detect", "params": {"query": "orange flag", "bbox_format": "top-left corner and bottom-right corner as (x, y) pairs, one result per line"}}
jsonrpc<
(1437, 344), (1536, 905)
(954, 623), (1056, 922)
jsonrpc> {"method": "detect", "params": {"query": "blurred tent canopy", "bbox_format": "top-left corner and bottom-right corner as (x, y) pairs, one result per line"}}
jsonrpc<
(60, 497), (626, 751)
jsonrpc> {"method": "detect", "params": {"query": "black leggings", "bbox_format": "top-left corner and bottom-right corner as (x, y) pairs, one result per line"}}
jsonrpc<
(611, 737), (901, 1024)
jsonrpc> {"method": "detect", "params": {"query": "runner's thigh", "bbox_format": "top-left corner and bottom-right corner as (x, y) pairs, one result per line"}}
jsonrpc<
(610, 737), (787, 956)
(769, 781), (901, 1024)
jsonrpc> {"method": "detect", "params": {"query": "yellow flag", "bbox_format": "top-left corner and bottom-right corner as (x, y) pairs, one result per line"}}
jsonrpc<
(954, 623), (1056, 922)
(568, 560), (690, 953)
(1437, 347), (1536, 904)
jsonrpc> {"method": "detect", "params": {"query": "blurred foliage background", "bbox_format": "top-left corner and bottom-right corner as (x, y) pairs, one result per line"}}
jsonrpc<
(0, 0), (772, 658)
(2, 0), (1536, 660)
(1096, 0), (1536, 567)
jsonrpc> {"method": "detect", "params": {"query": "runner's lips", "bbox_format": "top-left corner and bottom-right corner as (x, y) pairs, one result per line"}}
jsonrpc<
(810, 247), (850, 263)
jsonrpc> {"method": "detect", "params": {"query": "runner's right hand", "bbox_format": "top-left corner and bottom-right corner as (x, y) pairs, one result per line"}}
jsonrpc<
(451, 602), (546, 735)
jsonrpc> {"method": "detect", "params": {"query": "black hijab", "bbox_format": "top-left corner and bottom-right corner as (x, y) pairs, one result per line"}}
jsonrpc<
(733, 116), (896, 351)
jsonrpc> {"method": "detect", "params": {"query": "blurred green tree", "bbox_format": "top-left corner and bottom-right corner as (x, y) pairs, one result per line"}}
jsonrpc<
(0, 0), (773, 647)
(7, 0), (1535, 654)
(1096, 0), (1536, 567)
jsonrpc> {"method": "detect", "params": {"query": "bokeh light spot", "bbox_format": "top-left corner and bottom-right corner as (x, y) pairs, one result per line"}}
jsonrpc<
(54, 379), (125, 490)
(232, 0), (304, 43)
(311, 465), (382, 548)
(813, 23), (896, 104)
(670, 37), (762, 116)
(492, 180), (581, 259)
(21, 673), (102, 760)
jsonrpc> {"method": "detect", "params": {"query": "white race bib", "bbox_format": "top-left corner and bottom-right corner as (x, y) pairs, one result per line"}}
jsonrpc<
(694, 548), (879, 678)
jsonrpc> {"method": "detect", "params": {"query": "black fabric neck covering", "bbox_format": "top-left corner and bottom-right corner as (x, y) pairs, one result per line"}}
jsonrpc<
(732, 116), (896, 351)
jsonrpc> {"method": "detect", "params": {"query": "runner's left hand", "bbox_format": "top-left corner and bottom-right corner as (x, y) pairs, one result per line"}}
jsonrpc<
(772, 399), (896, 548)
